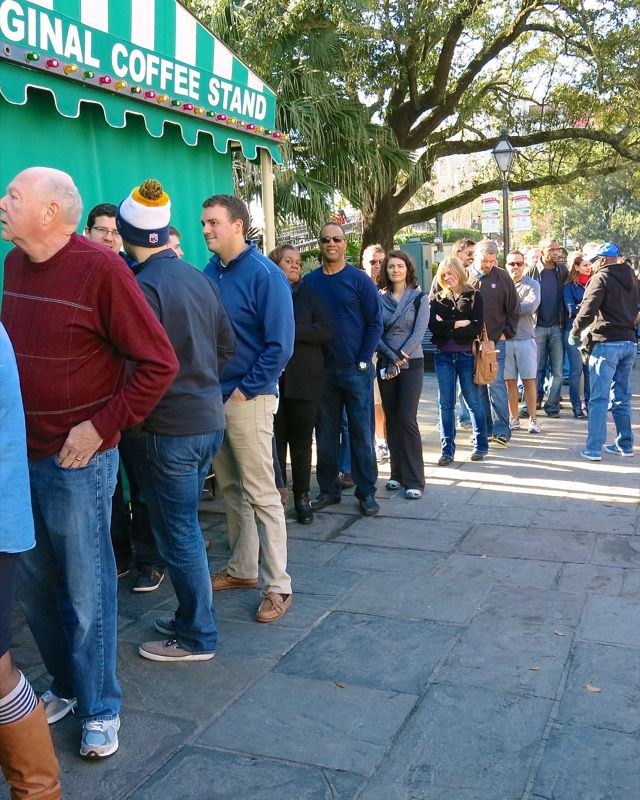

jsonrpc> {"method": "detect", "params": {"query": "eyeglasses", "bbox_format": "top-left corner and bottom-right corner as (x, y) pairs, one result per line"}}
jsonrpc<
(507, 260), (524, 266)
(92, 226), (121, 239)
(319, 236), (344, 244)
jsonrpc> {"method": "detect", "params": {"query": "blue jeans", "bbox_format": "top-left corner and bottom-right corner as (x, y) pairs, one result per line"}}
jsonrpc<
(19, 448), (120, 721)
(478, 345), (510, 439)
(435, 351), (488, 458)
(133, 431), (223, 653)
(585, 341), (635, 455)
(316, 365), (377, 497)
(536, 325), (564, 412)
(565, 330), (590, 411)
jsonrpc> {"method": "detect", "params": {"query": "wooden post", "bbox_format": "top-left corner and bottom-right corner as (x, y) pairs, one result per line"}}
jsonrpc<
(260, 149), (275, 255)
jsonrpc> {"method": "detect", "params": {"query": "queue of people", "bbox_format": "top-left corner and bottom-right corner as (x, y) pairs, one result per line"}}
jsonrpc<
(0, 165), (637, 798)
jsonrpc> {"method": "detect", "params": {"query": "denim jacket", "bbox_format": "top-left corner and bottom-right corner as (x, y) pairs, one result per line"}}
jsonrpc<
(377, 288), (430, 366)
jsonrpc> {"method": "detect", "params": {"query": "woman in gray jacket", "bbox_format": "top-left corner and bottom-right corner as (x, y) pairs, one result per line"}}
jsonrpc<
(377, 251), (430, 498)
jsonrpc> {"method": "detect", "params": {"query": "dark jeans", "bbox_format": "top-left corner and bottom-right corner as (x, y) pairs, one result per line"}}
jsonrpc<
(339, 408), (351, 473)
(109, 468), (132, 566)
(116, 430), (165, 570)
(131, 431), (224, 653)
(536, 325), (564, 412)
(274, 397), (319, 495)
(0, 552), (19, 659)
(378, 362), (425, 489)
(315, 365), (377, 497)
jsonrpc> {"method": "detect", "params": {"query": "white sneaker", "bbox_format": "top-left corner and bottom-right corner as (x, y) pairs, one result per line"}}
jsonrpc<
(80, 716), (120, 759)
(375, 442), (390, 462)
(528, 418), (541, 434)
(41, 690), (77, 724)
(509, 417), (521, 430)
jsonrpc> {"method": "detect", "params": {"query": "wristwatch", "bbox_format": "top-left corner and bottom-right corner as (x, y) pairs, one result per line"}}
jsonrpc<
(358, 361), (368, 371)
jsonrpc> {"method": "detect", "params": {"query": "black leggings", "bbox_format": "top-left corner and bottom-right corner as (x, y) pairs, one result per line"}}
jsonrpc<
(378, 361), (425, 489)
(274, 397), (320, 495)
(0, 552), (19, 659)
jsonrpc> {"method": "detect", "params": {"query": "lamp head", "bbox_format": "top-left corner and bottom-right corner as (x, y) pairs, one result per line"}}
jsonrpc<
(492, 132), (516, 176)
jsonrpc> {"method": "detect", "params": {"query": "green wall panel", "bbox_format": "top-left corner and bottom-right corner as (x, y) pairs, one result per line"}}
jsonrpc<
(0, 88), (234, 273)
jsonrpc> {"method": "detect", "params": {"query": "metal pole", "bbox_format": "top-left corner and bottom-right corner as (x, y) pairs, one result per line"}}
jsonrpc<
(502, 177), (510, 259)
(260, 148), (276, 255)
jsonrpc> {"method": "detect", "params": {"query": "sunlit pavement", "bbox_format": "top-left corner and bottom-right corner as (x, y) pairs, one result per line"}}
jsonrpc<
(6, 365), (640, 799)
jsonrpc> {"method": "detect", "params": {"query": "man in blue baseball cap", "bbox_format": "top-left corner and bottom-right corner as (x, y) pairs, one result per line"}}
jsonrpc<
(569, 242), (640, 460)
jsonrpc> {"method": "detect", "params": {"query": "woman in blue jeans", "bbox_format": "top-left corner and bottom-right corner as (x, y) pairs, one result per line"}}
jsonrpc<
(429, 257), (488, 465)
(563, 252), (591, 417)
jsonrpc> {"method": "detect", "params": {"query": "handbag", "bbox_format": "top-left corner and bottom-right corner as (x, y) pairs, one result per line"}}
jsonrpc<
(472, 325), (498, 385)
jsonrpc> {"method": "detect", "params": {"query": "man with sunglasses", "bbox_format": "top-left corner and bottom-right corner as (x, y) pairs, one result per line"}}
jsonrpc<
(305, 223), (383, 516)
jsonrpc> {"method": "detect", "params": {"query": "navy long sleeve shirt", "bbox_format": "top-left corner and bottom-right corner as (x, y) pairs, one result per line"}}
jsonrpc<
(303, 264), (383, 367)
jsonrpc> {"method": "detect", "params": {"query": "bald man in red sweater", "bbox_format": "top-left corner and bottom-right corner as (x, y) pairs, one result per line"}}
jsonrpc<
(0, 167), (178, 759)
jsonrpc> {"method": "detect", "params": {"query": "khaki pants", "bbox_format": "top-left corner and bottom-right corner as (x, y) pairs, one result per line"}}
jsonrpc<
(214, 394), (291, 594)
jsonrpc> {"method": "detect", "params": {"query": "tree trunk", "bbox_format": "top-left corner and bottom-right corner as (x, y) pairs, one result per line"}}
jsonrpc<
(360, 192), (402, 256)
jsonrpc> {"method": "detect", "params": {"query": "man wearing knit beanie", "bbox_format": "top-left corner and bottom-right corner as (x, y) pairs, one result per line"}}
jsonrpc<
(116, 179), (172, 248)
(117, 179), (236, 662)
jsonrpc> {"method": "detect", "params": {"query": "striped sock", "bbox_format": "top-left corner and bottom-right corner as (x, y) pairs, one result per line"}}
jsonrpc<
(0, 671), (37, 724)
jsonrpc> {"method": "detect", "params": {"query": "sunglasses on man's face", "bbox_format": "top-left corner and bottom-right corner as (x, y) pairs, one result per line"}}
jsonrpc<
(507, 260), (524, 266)
(320, 236), (344, 244)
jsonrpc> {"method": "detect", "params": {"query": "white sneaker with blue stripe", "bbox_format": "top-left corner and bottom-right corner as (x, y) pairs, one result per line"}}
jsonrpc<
(80, 716), (120, 759)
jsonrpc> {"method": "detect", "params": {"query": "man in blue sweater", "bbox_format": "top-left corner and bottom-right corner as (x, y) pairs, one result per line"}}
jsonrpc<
(305, 223), (383, 515)
(202, 195), (295, 623)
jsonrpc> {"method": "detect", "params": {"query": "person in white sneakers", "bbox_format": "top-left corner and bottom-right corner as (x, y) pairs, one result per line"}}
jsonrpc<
(504, 251), (542, 434)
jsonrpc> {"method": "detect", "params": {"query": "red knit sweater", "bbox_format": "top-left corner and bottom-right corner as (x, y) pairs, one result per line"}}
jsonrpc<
(2, 234), (179, 459)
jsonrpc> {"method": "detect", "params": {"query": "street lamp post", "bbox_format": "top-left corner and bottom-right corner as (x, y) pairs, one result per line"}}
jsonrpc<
(491, 131), (516, 258)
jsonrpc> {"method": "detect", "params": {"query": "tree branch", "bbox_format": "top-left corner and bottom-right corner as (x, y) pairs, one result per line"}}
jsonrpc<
(405, 1), (554, 148)
(431, 127), (640, 162)
(396, 161), (621, 228)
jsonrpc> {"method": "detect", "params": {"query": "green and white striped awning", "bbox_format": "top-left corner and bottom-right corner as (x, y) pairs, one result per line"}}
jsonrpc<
(0, 0), (283, 161)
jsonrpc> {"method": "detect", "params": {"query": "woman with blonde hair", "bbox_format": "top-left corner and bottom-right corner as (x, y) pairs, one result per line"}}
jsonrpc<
(429, 256), (488, 464)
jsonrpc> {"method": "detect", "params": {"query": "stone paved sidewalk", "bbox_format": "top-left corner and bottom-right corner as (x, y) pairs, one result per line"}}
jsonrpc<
(4, 366), (640, 800)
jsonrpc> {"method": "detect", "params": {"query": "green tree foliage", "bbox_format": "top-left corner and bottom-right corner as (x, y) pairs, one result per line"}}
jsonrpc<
(184, 0), (640, 250)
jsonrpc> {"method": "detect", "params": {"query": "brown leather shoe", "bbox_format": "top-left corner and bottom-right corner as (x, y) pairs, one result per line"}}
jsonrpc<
(255, 592), (292, 623)
(211, 567), (258, 591)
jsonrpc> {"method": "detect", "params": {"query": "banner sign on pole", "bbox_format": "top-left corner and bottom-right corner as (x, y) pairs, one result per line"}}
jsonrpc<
(511, 190), (532, 232)
(481, 192), (500, 234)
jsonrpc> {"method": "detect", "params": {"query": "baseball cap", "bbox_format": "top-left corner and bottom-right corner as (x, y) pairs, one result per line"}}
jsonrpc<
(587, 242), (619, 262)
